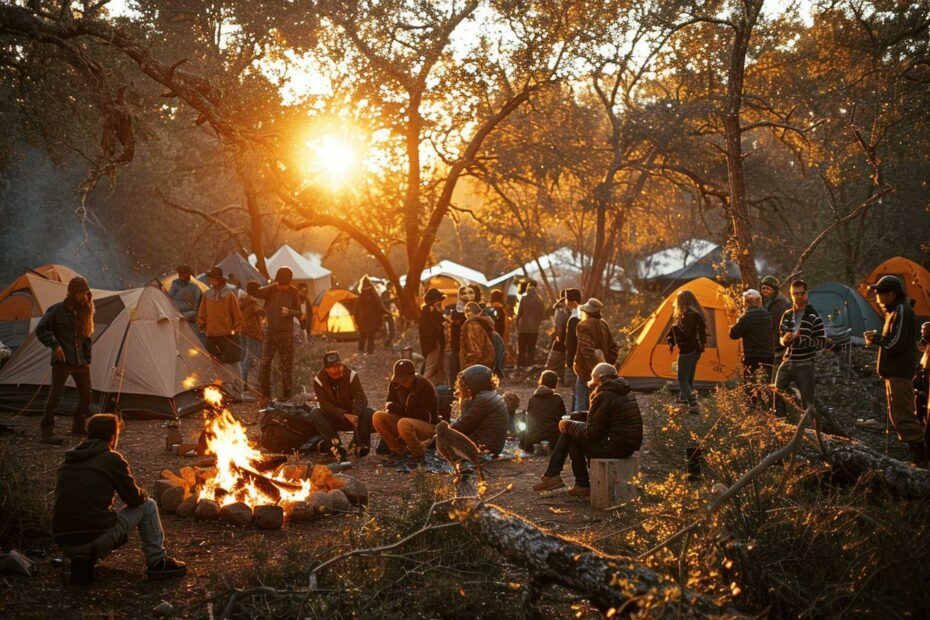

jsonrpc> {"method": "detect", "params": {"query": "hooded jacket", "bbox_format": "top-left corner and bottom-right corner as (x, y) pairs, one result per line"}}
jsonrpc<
(460, 315), (496, 369)
(197, 286), (242, 337)
(570, 378), (642, 456)
(515, 288), (545, 334)
(522, 385), (566, 449)
(386, 375), (438, 424)
(313, 366), (369, 419)
(36, 301), (92, 366)
(875, 297), (917, 379)
(452, 365), (508, 455)
(573, 314), (618, 382)
(52, 439), (148, 539)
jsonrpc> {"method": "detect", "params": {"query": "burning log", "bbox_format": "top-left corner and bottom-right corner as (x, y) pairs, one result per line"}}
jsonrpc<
(161, 469), (188, 490)
(251, 454), (289, 472)
(179, 466), (197, 488)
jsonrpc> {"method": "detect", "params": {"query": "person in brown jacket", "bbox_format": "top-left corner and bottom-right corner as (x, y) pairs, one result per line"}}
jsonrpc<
(198, 267), (243, 395)
(355, 276), (388, 355)
(372, 359), (438, 461)
(460, 302), (496, 370)
(572, 298), (618, 411)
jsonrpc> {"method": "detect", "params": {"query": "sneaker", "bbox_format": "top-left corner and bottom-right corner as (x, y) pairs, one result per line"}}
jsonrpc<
(147, 556), (187, 580)
(532, 475), (565, 492)
(567, 485), (590, 497)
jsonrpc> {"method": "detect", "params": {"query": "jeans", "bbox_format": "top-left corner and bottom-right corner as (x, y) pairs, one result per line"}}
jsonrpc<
(259, 331), (294, 400)
(574, 375), (590, 412)
(43, 363), (92, 433)
(372, 411), (435, 459)
(518, 332), (539, 367)
(544, 433), (631, 488)
(95, 498), (166, 567)
(774, 360), (815, 417)
(677, 351), (701, 405)
(358, 331), (376, 354)
(309, 406), (374, 453)
(241, 336), (263, 387)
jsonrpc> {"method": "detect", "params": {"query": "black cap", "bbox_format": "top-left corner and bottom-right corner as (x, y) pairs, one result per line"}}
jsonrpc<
(323, 351), (342, 368)
(391, 359), (416, 382)
(564, 288), (582, 303)
(423, 287), (446, 305)
(868, 275), (905, 295)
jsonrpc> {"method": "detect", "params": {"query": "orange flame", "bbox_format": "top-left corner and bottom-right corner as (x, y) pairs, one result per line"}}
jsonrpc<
(182, 374), (199, 390)
(203, 386), (224, 407)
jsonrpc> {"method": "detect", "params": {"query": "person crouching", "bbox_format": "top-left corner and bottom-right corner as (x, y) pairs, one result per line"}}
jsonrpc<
(372, 359), (438, 462)
(520, 370), (566, 453)
(533, 363), (642, 497)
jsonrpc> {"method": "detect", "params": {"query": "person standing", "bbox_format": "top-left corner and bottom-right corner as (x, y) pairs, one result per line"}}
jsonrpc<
(355, 276), (388, 355)
(915, 322), (930, 454)
(419, 288), (447, 387)
(445, 286), (469, 384)
(563, 290), (582, 408)
(572, 298), (619, 412)
(238, 283), (265, 393)
(666, 290), (707, 414)
(198, 267), (243, 395)
(460, 302), (497, 370)
(167, 265), (201, 325)
(381, 284), (398, 350)
(515, 281), (545, 368)
(728, 289), (774, 407)
(545, 290), (570, 377)
(773, 280), (825, 418)
(761, 276), (791, 365)
(35, 276), (95, 443)
(249, 267), (301, 403)
(865, 276), (925, 464)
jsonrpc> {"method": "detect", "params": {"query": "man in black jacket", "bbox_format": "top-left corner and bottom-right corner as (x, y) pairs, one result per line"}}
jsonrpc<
(866, 276), (925, 464)
(249, 268), (302, 403)
(761, 275), (791, 364)
(372, 359), (438, 461)
(729, 289), (774, 407)
(310, 351), (374, 459)
(534, 363), (643, 497)
(53, 414), (186, 581)
(35, 276), (95, 443)
(419, 288), (447, 387)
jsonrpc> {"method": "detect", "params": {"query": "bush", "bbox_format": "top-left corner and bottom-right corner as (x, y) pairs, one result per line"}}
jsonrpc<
(0, 441), (50, 551)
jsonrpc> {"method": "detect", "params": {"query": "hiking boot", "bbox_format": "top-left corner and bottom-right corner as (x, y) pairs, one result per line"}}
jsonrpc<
(567, 485), (590, 498)
(147, 556), (187, 580)
(40, 426), (64, 445)
(69, 554), (96, 586)
(532, 475), (565, 493)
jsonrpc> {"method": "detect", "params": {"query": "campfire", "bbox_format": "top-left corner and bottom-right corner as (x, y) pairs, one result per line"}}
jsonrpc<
(155, 386), (367, 529)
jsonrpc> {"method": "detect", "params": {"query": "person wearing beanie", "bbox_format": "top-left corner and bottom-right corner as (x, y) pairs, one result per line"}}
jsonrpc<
(249, 267), (302, 403)
(310, 351), (374, 459)
(760, 275), (790, 363)
(35, 276), (95, 443)
(520, 369), (567, 453)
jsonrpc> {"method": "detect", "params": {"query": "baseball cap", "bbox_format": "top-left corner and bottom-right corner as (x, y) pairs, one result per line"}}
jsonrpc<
(323, 351), (343, 368)
(391, 359), (416, 382)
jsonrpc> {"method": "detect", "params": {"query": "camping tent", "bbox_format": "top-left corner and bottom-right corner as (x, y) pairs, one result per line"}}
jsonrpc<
(858, 256), (930, 323)
(618, 278), (742, 392)
(265, 244), (332, 301)
(216, 252), (267, 287)
(487, 247), (631, 297)
(0, 285), (238, 419)
(638, 240), (767, 292)
(0, 264), (83, 321)
(400, 260), (489, 307)
(310, 289), (358, 338)
(809, 282), (882, 346)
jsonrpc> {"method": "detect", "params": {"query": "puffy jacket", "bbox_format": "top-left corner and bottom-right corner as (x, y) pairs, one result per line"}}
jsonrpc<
(452, 365), (508, 455)
(239, 293), (265, 341)
(355, 284), (387, 332)
(516, 288), (545, 334)
(460, 315), (496, 369)
(570, 378), (642, 456)
(419, 304), (446, 354)
(52, 439), (147, 539)
(521, 385), (565, 449)
(573, 315), (618, 382)
(729, 307), (773, 360)
(875, 298), (917, 379)
(667, 310), (707, 355)
(197, 286), (242, 337)
(35, 301), (92, 366)
(313, 366), (369, 418)
(386, 375), (438, 424)
(168, 279), (202, 322)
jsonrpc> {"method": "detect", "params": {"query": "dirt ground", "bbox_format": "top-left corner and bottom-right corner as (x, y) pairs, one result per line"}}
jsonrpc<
(0, 340), (909, 619)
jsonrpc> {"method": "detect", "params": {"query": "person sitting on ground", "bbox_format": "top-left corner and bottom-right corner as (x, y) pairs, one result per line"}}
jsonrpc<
(452, 365), (509, 457)
(372, 359), (438, 462)
(311, 351), (374, 459)
(728, 289), (774, 407)
(533, 363), (643, 497)
(168, 265), (201, 324)
(460, 301), (497, 370)
(520, 370), (566, 453)
(52, 414), (186, 581)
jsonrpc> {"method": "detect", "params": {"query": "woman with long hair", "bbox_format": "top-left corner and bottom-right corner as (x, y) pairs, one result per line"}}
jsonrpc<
(666, 290), (707, 413)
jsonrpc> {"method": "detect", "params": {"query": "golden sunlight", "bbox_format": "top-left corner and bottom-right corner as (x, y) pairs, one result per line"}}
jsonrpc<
(303, 133), (359, 190)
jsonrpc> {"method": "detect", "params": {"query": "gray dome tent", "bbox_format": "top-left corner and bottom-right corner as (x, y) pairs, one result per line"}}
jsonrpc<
(808, 281), (882, 346)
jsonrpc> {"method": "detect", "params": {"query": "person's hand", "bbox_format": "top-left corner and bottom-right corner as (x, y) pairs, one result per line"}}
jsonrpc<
(53, 346), (65, 363)
(345, 414), (359, 428)
(863, 330), (877, 346)
(280, 307), (290, 317)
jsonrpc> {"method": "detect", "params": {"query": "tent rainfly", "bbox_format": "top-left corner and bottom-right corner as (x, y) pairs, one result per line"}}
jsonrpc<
(0, 285), (238, 419)
(215, 252), (268, 287)
(618, 278), (742, 392)
(486, 247), (631, 296)
(808, 282), (882, 346)
(858, 256), (930, 324)
(264, 244), (332, 301)
(637, 239), (767, 291)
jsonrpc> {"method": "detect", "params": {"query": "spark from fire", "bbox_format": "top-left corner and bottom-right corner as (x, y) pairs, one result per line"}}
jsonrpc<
(203, 386), (224, 407)
(182, 374), (199, 389)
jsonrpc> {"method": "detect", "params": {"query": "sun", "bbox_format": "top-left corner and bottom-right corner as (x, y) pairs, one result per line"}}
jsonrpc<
(303, 132), (359, 190)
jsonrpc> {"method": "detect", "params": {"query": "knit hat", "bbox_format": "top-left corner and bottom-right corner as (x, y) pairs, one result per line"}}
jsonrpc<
(275, 267), (293, 285)
(67, 276), (90, 296)
(760, 276), (779, 290)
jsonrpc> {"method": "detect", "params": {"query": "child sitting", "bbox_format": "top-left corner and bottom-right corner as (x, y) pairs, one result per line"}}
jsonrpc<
(520, 370), (566, 453)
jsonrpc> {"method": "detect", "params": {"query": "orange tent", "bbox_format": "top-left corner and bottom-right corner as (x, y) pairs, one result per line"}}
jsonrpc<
(0, 265), (83, 321)
(858, 257), (930, 322)
(618, 278), (743, 392)
(310, 289), (358, 336)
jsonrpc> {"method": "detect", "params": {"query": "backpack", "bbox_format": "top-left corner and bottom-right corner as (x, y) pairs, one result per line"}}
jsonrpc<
(259, 409), (319, 452)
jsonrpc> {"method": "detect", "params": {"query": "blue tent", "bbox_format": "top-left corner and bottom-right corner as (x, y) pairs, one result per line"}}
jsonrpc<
(809, 282), (882, 346)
